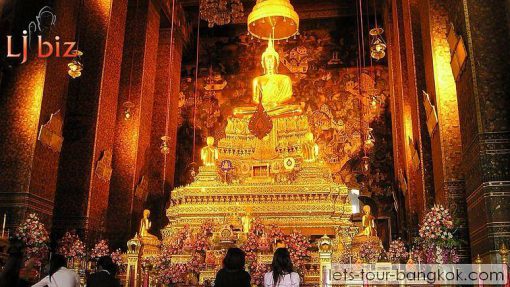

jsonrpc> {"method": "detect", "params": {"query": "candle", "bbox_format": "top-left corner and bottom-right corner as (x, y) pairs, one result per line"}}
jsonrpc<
(2, 213), (6, 237)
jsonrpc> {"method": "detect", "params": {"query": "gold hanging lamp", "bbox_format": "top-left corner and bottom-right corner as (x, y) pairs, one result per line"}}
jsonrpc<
(247, 0), (299, 40)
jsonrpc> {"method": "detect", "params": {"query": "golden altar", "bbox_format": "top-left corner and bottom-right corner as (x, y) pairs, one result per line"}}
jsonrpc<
(162, 40), (353, 243)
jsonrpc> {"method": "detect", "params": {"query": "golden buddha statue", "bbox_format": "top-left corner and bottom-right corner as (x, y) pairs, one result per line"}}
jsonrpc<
(201, 136), (218, 167)
(233, 39), (301, 118)
(357, 205), (377, 237)
(139, 209), (158, 239)
(302, 132), (319, 162)
(241, 213), (252, 233)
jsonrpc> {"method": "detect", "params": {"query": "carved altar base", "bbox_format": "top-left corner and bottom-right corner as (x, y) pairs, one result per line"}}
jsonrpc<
(125, 235), (161, 287)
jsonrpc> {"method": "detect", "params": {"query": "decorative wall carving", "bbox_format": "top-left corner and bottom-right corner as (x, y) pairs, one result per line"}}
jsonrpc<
(38, 110), (64, 152)
(95, 149), (113, 182)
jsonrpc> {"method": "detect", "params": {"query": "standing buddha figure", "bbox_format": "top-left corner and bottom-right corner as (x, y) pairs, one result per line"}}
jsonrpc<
(233, 39), (301, 118)
(302, 132), (319, 162)
(201, 136), (218, 167)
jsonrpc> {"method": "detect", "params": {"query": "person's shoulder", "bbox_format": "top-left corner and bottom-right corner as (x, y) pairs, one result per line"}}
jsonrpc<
(264, 271), (273, 279)
(290, 272), (300, 281)
(241, 269), (251, 278)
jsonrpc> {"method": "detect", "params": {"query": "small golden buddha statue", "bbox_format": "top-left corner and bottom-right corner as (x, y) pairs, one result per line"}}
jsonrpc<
(233, 39), (301, 118)
(302, 132), (319, 162)
(200, 136), (218, 167)
(241, 213), (252, 233)
(139, 209), (158, 239)
(357, 205), (377, 237)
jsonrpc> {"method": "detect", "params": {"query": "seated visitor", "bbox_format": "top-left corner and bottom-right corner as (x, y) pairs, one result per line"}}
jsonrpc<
(31, 254), (80, 287)
(264, 248), (300, 287)
(214, 248), (251, 287)
(86, 255), (120, 287)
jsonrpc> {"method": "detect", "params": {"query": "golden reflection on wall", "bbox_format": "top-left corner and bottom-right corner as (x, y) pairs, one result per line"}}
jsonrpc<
(92, 0), (113, 22)
(20, 59), (46, 150)
(430, 5), (462, 182)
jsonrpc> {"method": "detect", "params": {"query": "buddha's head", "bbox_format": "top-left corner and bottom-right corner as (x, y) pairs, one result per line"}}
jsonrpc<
(305, 132), (314, 142)
(206, 136), (215, 146)
(261, 40), (279, 75)
(363, 205), (371, 215)
(143, 209), (150, 218)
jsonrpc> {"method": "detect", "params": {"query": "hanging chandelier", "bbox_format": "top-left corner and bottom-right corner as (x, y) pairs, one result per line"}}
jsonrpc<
(369, 28), (386, 60)
(247, 0), (299, 40)
(68, 50), (83, 79)
(200, 0), (244, 27)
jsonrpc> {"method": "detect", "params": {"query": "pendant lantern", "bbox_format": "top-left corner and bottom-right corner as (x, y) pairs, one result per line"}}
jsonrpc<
(247, 0), (299, 40)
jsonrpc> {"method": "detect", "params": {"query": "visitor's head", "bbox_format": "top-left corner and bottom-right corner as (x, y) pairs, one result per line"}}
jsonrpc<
(49, 254), (67, 281)
(271, 248), (294, 285)
(97, 255), (118, 275)
(223, 248), (246, 271)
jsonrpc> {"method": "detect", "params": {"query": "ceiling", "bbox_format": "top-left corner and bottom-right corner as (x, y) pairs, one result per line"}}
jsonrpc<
(179, 0), (376, 21)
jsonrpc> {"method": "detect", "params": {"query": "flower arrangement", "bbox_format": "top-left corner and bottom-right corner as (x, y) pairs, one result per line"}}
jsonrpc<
(358, 241), (382, 263)
(111, 248), (123, 265)
(249, 261), (271, 287)
(141, 256), (156, 269)
(387, 238), (408, 263)
(14, 213), (49, 262)
(167, 225), (190, 255)
(57, 231), (86, 260)
(419, 204), (454, 242)
(416, 205), (460, 263)
(90, 239), (110, 260)
(266, 224), (286, 244)
(287, 229), (311, 272)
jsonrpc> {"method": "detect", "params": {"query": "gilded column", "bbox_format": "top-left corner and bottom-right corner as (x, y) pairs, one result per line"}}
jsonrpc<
(52, 0), (128, 243)
(146, 6), (186, 236)
(418, 0), (469, 260)
(446, 0), (510, 263)
(387, 0), (435, 238)
(0, 0), (76, 229)
(107, 0), (161, 249)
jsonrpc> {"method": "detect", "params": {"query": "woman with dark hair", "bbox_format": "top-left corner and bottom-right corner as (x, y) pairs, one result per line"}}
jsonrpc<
(32, 254), (80, 287)
(87, 255), (121, 287)
(264, 248), (300, 287)
(214, 247), (251, 287)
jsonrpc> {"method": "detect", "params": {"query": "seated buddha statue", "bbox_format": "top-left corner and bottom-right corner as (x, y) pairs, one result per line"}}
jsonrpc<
(233, 39), (302, 118)
(139, 209), (158, 240)
(201, 136), (218, 167)
(356, 205), (377, 237)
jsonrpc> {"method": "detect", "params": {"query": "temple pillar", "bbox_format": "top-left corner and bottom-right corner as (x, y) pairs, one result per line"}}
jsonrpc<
(107, 0), (161, 249)
(445, 0), (510, 263)
(387, 0), (434, 239)
(0, 0), (77, 229)
(146, 12), (186, 236)
(52, 0), (128, 243)
(418, 0), (469, 260)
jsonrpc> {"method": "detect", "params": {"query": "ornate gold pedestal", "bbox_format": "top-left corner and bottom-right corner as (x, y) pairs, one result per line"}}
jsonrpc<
(124, 235), (161, 287)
